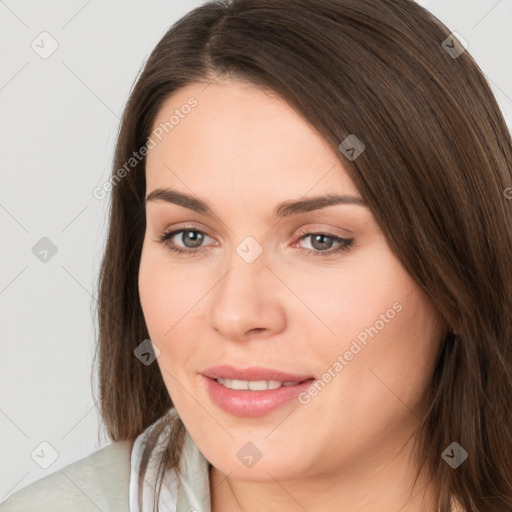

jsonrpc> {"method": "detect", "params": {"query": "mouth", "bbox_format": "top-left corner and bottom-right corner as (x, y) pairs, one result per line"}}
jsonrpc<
(201, 368), (316, 417)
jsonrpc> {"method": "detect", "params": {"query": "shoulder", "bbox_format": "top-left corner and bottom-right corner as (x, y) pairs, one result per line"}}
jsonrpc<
(0, 439), (133, 512)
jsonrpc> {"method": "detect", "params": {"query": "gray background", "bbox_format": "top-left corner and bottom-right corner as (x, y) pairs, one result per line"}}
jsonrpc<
(1, 0), (511, 501)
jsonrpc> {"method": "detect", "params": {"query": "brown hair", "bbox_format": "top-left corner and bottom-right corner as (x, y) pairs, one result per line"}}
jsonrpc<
(92, 0), (512, 510)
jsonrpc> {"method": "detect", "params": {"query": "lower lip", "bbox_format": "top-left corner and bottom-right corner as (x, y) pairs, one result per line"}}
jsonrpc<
(203, 376), (316, 417)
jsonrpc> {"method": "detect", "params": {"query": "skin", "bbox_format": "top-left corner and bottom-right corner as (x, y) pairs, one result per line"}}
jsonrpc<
(138, 79), (448, 512)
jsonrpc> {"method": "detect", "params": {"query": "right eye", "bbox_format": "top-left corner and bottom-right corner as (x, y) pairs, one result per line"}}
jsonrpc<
(156, 227), (216, 256)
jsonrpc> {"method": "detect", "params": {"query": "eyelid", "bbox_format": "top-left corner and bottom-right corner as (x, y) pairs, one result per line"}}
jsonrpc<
(156, 221), (214, 238)
(291, 223), (356, 246)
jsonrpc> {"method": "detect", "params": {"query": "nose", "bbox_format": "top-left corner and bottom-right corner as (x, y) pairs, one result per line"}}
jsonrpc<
(208, 246), (287, 342)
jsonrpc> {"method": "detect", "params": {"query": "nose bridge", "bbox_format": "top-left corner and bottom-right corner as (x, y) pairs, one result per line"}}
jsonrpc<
(208, 236), (285, 340)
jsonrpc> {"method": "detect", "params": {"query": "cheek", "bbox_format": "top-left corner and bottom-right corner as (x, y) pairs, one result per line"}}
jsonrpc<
(138, 242), (214, 373)
(322, 287), (442, 423)
(138, 249), (164, 334)
(292, 246), (410, 348)
(302, 247), (442, 403)
(138, 248), (199, 398)
(138, 243), (190, 339)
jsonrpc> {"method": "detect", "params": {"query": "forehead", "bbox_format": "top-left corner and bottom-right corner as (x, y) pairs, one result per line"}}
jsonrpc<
(145, 80), (360, 204)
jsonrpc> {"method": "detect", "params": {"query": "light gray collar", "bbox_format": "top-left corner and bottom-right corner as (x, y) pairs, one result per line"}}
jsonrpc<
(129, 408), (211, 512)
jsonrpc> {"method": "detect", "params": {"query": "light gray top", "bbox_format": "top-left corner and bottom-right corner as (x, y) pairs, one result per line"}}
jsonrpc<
(0, 408), (212, 512)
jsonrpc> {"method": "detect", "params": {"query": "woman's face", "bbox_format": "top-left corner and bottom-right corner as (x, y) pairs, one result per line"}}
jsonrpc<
(138, 79), (446, 483)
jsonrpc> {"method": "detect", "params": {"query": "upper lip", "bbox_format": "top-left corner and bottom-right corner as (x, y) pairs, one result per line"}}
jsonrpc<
(202, 365), (314, 382)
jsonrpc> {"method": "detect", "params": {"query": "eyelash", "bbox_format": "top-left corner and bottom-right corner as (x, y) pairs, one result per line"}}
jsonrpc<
(156, 227), (354, 258)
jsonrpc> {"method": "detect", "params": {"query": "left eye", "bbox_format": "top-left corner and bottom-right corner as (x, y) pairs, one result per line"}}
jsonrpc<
(298, 233), (342, 251)
(157, 228), (354, 258)
(293, 232), (354, 257)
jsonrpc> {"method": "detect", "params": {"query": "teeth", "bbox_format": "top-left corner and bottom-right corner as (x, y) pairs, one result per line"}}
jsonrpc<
(216, 378), (300, 390)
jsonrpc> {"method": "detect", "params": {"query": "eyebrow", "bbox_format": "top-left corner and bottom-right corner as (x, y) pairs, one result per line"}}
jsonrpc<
(145, 188), (368, 218)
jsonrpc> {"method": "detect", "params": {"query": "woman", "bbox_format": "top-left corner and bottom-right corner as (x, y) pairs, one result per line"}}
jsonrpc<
(2, 0), (511, 511)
